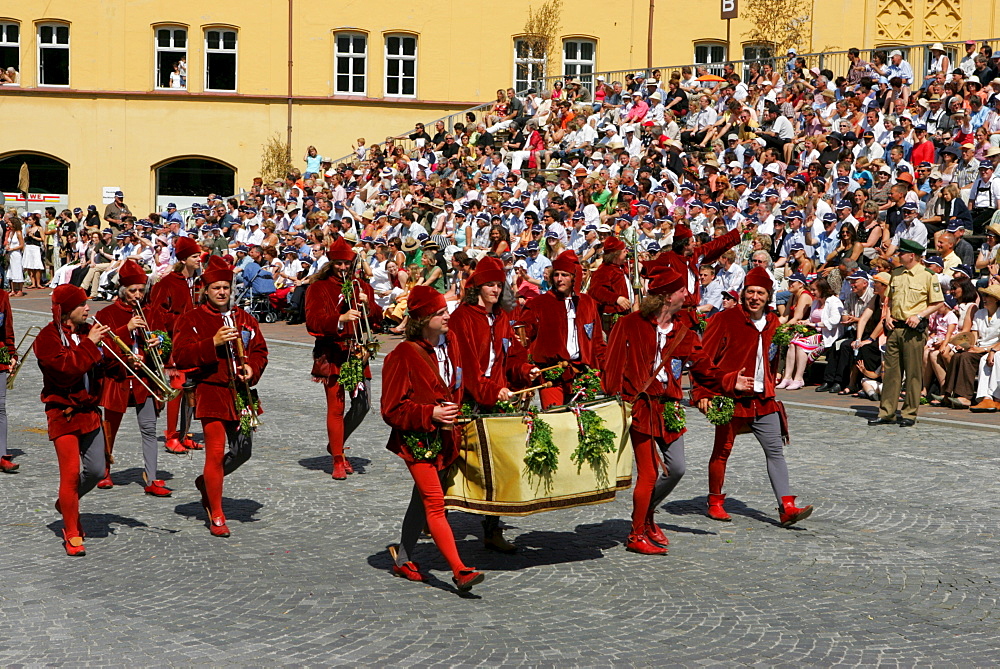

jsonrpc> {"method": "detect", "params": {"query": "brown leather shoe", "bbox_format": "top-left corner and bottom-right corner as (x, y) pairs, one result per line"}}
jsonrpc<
(484, 529), (518, 554)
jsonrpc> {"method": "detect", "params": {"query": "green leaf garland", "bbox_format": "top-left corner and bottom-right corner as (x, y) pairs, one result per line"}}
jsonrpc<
(570, 367), (602, 402)
(522, 408), (558, 486)
(706, 396), (735, 426)
(339, 356), (365, 391)
(773, 323), (815, 348)
(662, 400), (686, 432)
(0, 347), (9, 366)
(234, 390), (260, 436)
(570, 408), (617, 488)
(404, 431), (443, 460)
(150, 330), (171, 361)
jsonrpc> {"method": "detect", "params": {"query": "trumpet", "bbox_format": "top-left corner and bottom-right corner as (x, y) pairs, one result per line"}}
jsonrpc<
(222, 312), (261, 430)
(131, 301), (180, 402)
(91, 318), (179, 403)
(5, 326), (42, 390)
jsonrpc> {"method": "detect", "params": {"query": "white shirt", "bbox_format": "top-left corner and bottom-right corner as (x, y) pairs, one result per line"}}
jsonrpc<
(434, 335), (454, 387)
(751, 315), (766, 392)
(973, 307), (1000, 348)
(484, 313), (496, 377)
(565, 298), (580, 360)
(654, 322), (674, 383)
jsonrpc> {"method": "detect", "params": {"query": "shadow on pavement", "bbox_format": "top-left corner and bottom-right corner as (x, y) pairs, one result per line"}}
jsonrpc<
(174, 498), (264, 524)
(298, 455), (372, 476)
(46, 513), (149, 539)
(105, 466), (177, 487)
(662, 495), (807, 530)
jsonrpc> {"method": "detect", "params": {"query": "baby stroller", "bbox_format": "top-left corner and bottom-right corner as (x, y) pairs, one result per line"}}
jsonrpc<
(235, 282), (280, 323)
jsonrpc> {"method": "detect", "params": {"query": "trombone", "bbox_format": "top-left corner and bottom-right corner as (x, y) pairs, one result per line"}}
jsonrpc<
(5, 326), (42, 390)
(344, 254), (380, 360)
(131, 301), (180, 401)
(222, 312), (262, 430)
(92, 318), (179, 403)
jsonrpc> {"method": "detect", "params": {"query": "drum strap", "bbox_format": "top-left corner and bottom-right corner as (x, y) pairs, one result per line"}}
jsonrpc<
(636, 323), (689, 398)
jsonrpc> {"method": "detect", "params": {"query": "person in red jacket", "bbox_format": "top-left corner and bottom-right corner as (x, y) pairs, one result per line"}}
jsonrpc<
(305, 237), (381, 480)
(0, 289), (17, 473)
(516, 250), (605, 408)
(35, 285), (112, 556)
(173, 256), (269, 538)
(94, 259), (172, 497)
(649, 222), (748, 313)
(692, 266), (814, 527)
(449, 256), (539, 553)
(587, 236), (636, 334)
(149, 236), (202, 455)
(381, 285), (485, 593)
(603, 265), (741, 555)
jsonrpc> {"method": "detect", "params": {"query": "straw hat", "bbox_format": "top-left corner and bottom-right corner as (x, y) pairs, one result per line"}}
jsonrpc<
(402, 236), (420, 252)
(978, 283), (1000, 302)
(986, 222), (1000, 238)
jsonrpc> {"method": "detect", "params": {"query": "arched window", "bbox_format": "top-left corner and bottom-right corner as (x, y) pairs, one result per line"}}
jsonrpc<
(0, 152), (69, 194)
(154, 157), (236, 209)
(205, 28), (237, 92)
(694, 41), (727, 76)
(513, 37), (546, 92)
(0, 21), (20, 84)
(384, 33), (417, 98)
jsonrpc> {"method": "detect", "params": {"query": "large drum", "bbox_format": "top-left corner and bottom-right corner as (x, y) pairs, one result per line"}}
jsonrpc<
(443, 397), (633, 516)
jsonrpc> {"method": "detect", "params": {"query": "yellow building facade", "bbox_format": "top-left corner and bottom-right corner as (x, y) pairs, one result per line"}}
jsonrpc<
(0, 0), (997, 213)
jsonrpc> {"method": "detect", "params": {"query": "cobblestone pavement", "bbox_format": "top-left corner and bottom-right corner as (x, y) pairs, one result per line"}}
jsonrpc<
(0, 309), (997, 666)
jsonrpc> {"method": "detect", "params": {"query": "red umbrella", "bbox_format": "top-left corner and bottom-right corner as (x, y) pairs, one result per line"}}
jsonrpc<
(696, 73), (726, 82)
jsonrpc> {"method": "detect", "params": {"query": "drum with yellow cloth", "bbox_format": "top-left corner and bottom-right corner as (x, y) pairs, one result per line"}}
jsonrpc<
(443, 397), (633, 516)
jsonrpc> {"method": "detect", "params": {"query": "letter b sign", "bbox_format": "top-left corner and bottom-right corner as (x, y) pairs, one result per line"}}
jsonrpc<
(721, 0), (738, 19)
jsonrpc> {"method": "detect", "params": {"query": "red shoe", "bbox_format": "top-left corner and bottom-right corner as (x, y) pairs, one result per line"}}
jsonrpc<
(625, 533), (668, 555)
(778, 495), (814, 527)
(62, 530), (86, 557)
(645, 522), (669, 547)
(96, 474), (114, 489)
(209, 516), (231, 537)
(391, 561), (425, 582)
(182, 436), (204, 450)
(343, 458), (354, 475)
(164, 437), (187, 454)
(332, 457), (347, 480)
(0, 456), (20, 473)
(707, 493), (732, 522)
(452, 569), (485, 592)
(144, 480), (173, 497)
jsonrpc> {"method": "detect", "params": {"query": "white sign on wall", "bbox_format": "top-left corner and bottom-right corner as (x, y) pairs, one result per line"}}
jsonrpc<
(102, 187), (122, 205)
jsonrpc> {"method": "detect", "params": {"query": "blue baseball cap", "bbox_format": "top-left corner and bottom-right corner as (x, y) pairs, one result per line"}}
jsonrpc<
(925, 255), (944, 268)
(787, 271), (809, 284)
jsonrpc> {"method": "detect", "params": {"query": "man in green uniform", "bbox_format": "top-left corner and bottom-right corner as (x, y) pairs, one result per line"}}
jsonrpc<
(869, 239), (944, 427)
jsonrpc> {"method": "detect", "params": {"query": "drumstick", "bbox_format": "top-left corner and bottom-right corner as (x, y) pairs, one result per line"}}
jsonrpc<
(508, 381), (553, 397)
(535, 361), (569, 375)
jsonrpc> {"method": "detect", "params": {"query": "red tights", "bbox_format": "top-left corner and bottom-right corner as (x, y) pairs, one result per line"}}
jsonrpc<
(201, 419), (228, 519)
(406, 461), (468, 575)
(630, 429), (660, 535)
(165, 394), (182, 438)
(324, 383), (346, 460)
(708, 417), (747, 494)
(53, 431), (104, 538)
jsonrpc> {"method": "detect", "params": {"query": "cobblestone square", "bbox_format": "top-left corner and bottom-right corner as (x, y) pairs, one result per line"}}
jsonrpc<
(0, 310), (997, 666)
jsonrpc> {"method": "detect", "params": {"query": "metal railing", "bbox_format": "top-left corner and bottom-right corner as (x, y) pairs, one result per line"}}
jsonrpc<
(324, 37), (1000, 169)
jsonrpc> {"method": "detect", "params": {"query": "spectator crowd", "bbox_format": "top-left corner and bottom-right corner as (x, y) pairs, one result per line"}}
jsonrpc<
(6, 40), (1000, 413)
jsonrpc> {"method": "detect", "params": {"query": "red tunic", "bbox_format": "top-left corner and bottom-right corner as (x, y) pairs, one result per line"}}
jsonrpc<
(603, 311), (728, 440)
(516, 290), (606, 378)
(172, 304), (269, 422)
(95, 299), (169, 412)
(692, 305), (782, 418)
(0, 291), (14, 373)
(656, 228), (741, 308)
(588, 263), (631, 315)
(380, 337), (464, 470)
(449, 302), (533, 407)
(306, 275), (382, 382)
(148, 271), (196, 336)
(33, 322), (104, 440)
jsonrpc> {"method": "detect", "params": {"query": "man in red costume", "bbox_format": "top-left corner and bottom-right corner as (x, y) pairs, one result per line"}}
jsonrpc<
(0, 288), (18, 473)
(94, 259), (173, 496)
(603, 264), (742, 555)
(34, 285), (111, 556)
(517, 250), (605, 408)
(305, 236), (382, 480)
(149, 236), (203, 454)
(692, 266), (814, 527)
(652, 222), (748, 314)
(381, 285), (485, 593)
(587, 236), (636, 334)
(449, 256), (539, 553)
(173, 256), (269, 538)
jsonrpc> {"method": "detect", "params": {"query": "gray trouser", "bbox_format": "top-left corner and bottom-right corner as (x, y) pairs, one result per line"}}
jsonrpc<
(0, 372), (7, 458)
(134, 397), (159, 483)
(749, 412), (791, 503)
(651, 434), (687, 510)
(77, 428), (107, 497)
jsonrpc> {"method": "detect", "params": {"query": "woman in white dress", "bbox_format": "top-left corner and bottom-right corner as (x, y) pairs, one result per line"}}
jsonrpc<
(6, 219), (25, 296)
(21, 216), (45, 289)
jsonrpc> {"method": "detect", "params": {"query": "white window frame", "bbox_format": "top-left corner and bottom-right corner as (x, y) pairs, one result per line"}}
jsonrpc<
(204, 28), (238, 92)
(0, 22), (20, 86)
(694, 41), (728, 76)
(513, 38), (546, 92)
(384, 34), (417, 98)
(37, 22), (70, 87)
(334, 32), (367, 95)
(154, 26), (188, 90)
(563, 39), (596, 93)
(742, 43), (772, 82)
